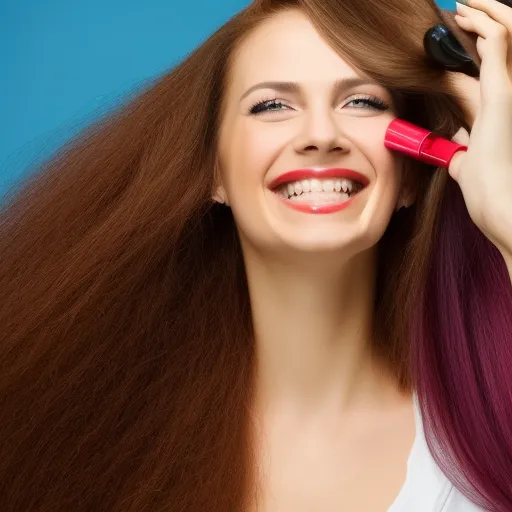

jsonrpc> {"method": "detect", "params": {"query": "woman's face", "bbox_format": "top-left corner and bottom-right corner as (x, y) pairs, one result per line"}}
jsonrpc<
(216, 9), (411, 258)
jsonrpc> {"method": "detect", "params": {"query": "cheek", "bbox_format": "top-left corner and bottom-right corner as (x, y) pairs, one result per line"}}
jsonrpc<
(352, 120), (402, 196)
(217, 119), (301, 250)
(348, 123), (404, 242)
(220, 121), (288, 199)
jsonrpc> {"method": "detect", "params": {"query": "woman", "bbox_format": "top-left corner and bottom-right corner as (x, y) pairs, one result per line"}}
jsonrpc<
(0, 0), (511, 510)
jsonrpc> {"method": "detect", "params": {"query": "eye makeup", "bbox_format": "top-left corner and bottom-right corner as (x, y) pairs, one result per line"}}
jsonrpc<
(248, 94), (390, 115)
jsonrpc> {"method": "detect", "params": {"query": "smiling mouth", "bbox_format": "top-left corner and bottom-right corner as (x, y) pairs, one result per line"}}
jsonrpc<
(275, 177), (364, 204)
(268, 169), (369, 213)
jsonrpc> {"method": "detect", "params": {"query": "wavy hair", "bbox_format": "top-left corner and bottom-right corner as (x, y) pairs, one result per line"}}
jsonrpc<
(1, 0), (511, 510)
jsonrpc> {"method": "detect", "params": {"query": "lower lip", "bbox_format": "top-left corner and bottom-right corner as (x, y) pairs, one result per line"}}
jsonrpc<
(273, 193), (356, 214)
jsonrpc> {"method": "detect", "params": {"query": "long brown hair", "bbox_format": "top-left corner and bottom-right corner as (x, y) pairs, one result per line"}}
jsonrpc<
(2, 0), (511, 510)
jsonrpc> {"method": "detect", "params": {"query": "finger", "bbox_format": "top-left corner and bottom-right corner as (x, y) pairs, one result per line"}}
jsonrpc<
(459, 0), (512, 33)
(444, 71), (480, 125)
(448, 127), (471, 182)
(456, 2), (510, 57)
(455, 4), (511, 95)
(447, 147), (466, 182)
(452, 126), (471, 145)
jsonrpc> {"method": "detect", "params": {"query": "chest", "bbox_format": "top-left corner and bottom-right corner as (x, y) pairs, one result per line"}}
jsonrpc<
(248, 416), (415, 512)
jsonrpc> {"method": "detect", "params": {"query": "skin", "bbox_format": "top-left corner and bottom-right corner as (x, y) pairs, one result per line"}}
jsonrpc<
(216, 10), (417, 511)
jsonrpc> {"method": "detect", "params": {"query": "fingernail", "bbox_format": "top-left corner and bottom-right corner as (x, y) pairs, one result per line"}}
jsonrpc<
(456, 0), (469, 5)
(451, 127), (470, 145)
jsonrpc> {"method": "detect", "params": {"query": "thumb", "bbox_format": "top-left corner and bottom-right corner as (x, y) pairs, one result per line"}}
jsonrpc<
(448, 127), (470, 182)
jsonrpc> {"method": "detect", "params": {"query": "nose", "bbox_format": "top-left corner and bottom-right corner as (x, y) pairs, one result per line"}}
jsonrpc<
(293, 110), (351, 156)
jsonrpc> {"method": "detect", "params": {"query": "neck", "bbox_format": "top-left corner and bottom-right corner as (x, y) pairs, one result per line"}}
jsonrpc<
(244, 246), (398, 419)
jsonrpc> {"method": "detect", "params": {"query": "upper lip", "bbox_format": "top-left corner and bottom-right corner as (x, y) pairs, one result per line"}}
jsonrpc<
(268, 167), (370, 190)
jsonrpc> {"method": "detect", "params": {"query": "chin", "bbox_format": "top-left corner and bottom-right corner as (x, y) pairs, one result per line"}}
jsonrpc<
(233, 192), (395, 261)
(256, 223), (375, 261)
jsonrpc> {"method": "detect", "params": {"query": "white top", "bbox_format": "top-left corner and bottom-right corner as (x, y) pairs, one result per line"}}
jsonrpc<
(388, 393), (486, 512)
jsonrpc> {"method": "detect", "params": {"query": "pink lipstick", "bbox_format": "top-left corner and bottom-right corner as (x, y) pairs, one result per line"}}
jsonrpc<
(384, 118), (467, 168)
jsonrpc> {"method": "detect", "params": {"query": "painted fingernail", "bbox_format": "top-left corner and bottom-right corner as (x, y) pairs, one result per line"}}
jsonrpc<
(456, 0), (469, 5)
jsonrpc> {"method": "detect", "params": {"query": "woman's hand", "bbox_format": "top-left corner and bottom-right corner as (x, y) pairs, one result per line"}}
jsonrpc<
(445, 0), (512, 264)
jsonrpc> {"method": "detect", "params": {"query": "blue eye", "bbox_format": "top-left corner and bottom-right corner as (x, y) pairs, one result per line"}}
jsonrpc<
(248, 95), (390, 115)
(346, 96), (389, 111)
(249, 98), (288, 115)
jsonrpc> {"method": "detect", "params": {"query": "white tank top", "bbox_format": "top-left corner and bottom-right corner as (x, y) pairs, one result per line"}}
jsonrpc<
(388, 394), (486, 511)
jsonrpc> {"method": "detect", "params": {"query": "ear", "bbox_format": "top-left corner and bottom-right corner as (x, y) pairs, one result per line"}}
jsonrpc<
(211, 159), (230, 206)
(212, 185), (228, 205)
(395, 162), (419, 212)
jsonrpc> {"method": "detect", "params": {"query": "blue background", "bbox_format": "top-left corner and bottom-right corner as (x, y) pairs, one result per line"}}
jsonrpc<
(1, 0), (454, 201)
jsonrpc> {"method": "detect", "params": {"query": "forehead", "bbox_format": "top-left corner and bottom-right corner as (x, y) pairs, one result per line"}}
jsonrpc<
(229, 10), (364, 93)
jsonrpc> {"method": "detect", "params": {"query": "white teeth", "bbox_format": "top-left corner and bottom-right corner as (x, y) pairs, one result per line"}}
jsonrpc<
(341, 179), (352, 194)
(322, 180), (334, 192)
(277, 177), (360, 199)
(289, 191), (350, 203)
(311, 179), (322, 192)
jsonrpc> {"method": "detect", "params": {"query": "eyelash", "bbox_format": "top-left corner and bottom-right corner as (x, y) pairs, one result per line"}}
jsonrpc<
(248, 95), (390, 115)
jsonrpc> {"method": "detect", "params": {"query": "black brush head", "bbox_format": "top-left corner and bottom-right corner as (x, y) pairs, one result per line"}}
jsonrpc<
(423, 24), (479, 77)
(424, 0), (512, 77)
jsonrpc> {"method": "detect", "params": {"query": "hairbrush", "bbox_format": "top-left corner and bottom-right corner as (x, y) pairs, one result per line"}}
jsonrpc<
(424, 0), (512, 76)
(423, 24), (479, 77)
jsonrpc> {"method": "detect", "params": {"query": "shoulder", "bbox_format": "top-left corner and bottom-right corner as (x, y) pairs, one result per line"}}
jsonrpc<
(441, 486), (487, 511)
(390, 393), (487, 511)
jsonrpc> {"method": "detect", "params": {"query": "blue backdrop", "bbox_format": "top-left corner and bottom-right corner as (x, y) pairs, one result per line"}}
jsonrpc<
(1, 0), (455, 201)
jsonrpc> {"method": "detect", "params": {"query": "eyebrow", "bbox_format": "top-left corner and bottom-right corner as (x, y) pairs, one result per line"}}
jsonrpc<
(239, 77), (381, 102)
